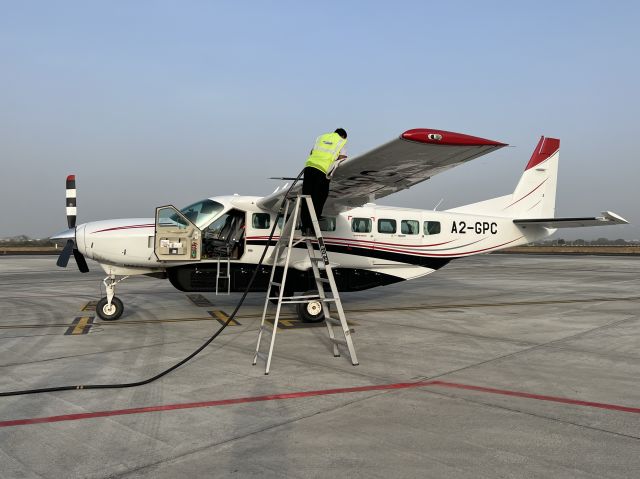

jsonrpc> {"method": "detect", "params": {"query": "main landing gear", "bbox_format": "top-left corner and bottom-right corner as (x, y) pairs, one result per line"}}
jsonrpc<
(296, 290), (327, 323)
(96, 275), (129, 321)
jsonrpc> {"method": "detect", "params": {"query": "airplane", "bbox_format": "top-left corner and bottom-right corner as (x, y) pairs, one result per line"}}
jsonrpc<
(52, 129), (628, 322)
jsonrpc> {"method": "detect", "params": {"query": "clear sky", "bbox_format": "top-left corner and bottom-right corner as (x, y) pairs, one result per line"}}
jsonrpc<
(1, 1), (638, 240)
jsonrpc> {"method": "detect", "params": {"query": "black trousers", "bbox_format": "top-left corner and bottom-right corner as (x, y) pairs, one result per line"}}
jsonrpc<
(300, 166), (330, 230)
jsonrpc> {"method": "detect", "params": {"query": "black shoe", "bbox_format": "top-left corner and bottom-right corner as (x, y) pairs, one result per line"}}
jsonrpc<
(302, 227), (315, 237)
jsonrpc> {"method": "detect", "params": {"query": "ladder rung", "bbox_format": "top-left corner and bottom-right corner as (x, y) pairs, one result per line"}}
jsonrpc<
(317, 278), (331, 284)
(277, 299), (319, 304)
(269, 294), (319, 300)
(270, 282), (281, 287)
(331, 338), (348, 346)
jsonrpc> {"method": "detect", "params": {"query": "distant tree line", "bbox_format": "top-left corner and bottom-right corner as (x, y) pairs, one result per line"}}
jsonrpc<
(0, 236), (59, 247)
(532, 238), (639, 246)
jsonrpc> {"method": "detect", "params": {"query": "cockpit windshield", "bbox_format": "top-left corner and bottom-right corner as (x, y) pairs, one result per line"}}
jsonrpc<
(180, 199), (225, 229)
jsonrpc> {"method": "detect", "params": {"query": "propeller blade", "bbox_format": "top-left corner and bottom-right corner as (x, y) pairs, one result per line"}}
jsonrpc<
(73, 248), (90, 273)
(56, 239), (74, 268)
(66, 175), (77, 229)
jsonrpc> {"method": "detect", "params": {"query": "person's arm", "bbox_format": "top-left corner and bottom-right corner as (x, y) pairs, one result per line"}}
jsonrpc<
(326, 149), (347, 179)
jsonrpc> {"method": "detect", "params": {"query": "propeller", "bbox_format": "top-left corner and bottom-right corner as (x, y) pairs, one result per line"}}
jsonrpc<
(53, 175), (89, 273)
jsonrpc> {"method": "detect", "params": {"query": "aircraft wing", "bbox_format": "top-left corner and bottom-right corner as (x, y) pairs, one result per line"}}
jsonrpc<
(514, 211), (629, 229)
(257, 129), (507, 214)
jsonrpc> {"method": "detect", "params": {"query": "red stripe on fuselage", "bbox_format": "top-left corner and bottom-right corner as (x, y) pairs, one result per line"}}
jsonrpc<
(245, 236), (455, 248)
(246, 236), (523, 257)
(92, 224), (155, 234)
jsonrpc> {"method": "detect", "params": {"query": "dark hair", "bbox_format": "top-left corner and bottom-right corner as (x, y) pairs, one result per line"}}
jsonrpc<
(334, 128), (347, 139)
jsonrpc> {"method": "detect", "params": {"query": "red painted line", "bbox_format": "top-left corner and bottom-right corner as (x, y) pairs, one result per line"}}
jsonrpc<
(429, 381), (640, 414)
(92, 224), (154, 234)
(0, 381), (435, 428)
(3, 380), (637, 429)
(245, 235), (456, 248)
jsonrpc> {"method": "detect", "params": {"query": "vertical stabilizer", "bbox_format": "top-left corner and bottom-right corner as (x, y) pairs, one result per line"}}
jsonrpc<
(447, 136), (560, 219)
(507, 136), (559, 218)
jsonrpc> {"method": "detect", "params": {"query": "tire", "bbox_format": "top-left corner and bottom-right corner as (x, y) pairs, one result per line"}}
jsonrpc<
(96, 296), (124, 321)
(296, 291), (326, 323)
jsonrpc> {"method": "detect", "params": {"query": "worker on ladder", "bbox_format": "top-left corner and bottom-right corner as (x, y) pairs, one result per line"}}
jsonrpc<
(300, 128), (348, 236)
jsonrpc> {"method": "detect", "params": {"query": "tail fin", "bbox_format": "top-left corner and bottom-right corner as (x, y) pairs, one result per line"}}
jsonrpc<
(447, 136), (560, 218)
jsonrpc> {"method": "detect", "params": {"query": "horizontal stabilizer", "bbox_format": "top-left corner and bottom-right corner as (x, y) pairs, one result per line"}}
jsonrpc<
(514, 211), (628, 229)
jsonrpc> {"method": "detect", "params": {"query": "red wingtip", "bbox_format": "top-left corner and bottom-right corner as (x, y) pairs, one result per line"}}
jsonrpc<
(401, 129), (507, 147)
(66, 175), (76, 181)
(525, 136), (560, 170)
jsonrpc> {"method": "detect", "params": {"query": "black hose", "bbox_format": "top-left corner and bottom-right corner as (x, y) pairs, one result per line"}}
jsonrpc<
(0, 170), (304, 397)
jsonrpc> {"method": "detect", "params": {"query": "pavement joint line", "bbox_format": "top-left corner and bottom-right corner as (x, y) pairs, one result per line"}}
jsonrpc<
(1, 295), (638, 331)
(421, 388), (640, 442)
(106, 387), (393, 479)
(1, 379), (638, 429)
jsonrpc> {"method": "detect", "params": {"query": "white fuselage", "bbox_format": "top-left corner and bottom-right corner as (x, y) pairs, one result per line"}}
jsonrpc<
(75, 195), (553, 283)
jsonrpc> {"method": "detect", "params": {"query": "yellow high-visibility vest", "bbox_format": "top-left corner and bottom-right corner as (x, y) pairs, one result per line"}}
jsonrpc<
(305, 132), (347, 174)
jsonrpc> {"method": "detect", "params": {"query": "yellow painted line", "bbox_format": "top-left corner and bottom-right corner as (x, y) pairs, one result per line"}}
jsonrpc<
(64, 316), (93, 336)
(81, 301), (97, 312)
(209, 310), (240, 326)
(71, 317), (90, 335)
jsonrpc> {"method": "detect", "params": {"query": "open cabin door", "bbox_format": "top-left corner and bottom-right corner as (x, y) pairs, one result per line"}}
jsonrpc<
(155, 205), (202, 262)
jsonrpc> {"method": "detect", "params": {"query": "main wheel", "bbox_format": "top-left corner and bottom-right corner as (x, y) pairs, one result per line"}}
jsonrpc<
(296, 291), (326, 323)
(96, 296), (124, 321)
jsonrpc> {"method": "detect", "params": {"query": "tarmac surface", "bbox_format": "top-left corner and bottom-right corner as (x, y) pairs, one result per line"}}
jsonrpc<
(0, 254), (638, 478)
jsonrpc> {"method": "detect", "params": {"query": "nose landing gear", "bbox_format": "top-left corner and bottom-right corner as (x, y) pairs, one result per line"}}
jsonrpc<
(96, 275), (129, 321)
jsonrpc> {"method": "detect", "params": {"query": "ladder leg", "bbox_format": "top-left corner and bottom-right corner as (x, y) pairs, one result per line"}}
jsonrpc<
(253, 199), (292, 365)
(264, 197), (301, 374)
(305, 239), (339, 357)
(304, 195), (357, 363)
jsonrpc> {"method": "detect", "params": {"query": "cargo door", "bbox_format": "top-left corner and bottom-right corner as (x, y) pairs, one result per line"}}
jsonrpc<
(155, 205), (202, 261)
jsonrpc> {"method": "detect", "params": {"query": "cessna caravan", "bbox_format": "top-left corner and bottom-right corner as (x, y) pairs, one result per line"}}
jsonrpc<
(52, 129), (627, 322)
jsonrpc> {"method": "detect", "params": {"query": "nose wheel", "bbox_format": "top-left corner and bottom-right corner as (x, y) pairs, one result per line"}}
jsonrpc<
(96, 296), (124, 321)
(96, 274), (129, 321)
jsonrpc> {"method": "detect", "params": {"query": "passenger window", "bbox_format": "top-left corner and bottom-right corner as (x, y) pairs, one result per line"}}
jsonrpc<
(252, 213), (271, 229)
(276, 214), (302, 231)
(424, 221), (441, 235)
(319, 216), (336, 232)
(351, 217), (372, 233)
(377, 219), (396, 234)
(401, 220), (419, 235)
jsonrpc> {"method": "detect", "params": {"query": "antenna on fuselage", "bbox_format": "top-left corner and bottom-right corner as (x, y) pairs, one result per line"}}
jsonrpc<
(434, 198), (444, 211)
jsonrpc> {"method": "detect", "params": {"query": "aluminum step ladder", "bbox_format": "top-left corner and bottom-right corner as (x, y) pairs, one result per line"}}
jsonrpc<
(253, 194), (358, 374)
(216, 255), (230, 295)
